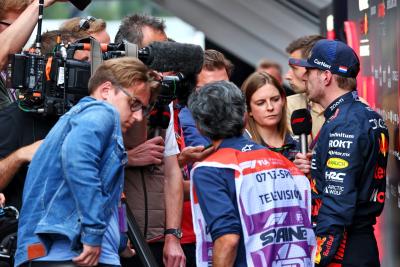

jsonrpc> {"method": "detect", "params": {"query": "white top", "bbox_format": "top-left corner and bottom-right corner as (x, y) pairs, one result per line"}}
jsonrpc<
(164, 102), (180, 157)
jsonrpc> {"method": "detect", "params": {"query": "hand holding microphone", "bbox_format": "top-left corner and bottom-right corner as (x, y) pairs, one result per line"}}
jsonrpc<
(290, 108), (312, 154)
(291, 109), (312, 174)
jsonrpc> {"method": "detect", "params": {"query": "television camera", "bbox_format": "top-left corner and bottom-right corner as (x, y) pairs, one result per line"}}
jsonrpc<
(6, 0), (203, 116)
(7, 38), (201, 116)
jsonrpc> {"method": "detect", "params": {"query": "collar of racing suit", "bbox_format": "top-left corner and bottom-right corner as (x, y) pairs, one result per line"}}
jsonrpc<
(324, 90), (360, 121)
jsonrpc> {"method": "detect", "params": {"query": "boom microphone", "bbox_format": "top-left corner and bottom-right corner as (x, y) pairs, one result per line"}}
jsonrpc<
(77, 41), (204, 74)
(144, 41), (204, 74)
(291, 109), (312, 154)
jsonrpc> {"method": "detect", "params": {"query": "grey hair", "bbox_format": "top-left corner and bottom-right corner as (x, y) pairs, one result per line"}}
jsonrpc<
(114, 14), (165, 47)
(188, 81), (246, 140)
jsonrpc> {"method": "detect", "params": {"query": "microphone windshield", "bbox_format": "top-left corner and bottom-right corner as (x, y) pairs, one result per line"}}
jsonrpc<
(291, 108), (312, 135)
(146, 42), (204, 74)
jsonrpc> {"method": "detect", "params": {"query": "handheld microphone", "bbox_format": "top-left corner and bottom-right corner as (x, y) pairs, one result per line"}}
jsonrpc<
(291, 109), (312, 154)
(148, 104), (171, 137)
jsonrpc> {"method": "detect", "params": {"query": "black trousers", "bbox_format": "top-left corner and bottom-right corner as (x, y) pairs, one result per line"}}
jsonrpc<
(341, 231), (380, 267)
(121, 242), (197, 267)
(121, 242), (164, 267)
(181, 243), (196, 267)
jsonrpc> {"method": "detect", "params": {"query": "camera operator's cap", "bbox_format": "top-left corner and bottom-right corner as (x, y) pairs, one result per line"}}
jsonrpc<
(289, 39), (360, 78)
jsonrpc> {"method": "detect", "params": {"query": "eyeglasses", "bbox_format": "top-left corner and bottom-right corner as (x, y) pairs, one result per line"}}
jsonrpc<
(115, 85), (150, 114)
(0, 21), (12, 27)
(79, 16), (96, 31)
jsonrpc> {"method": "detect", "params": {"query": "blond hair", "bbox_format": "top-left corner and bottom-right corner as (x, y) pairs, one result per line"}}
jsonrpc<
(60, 17), (106, 35)
(88, 57), (150, 94)
(0, 0), (30, 20)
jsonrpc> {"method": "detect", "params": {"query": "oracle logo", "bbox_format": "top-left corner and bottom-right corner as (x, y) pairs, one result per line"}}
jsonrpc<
(326, 158), (349, 169)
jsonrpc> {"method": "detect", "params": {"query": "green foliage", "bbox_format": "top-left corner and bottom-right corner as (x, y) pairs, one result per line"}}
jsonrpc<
(43, 0), (172, 20)
(44, 3), (71, 19)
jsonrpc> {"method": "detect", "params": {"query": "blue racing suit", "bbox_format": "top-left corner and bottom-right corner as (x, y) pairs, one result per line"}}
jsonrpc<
(311, 91), (388, 266)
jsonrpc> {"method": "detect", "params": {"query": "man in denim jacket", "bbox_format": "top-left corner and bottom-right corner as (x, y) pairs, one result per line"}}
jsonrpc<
(14, 57), (152, 267)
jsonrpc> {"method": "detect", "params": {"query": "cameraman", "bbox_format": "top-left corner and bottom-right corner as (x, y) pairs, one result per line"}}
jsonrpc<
(15, 57), (152, 267)
(60, 16), (111, 44)
(0, 29), (90, 211)
(0, 30), (89, 267)
(115, 14), (185, 267)
(0, 0), (64, 110)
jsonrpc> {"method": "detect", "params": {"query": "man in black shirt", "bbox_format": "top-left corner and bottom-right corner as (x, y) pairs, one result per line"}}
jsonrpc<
(0, 103), (57, 209)
(0, 29), (89, 209)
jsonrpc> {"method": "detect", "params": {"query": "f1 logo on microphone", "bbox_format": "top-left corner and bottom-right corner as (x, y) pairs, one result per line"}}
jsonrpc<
(292, 117), (305, 125)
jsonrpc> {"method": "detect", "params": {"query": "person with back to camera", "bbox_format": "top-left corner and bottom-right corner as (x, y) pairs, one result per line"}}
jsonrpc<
(241, 71), (300, 161)
(174, 49), (233, 267)
(188, 80), (315, 267)
(15, 57), (153, 267)
(291, 39), (388, 267)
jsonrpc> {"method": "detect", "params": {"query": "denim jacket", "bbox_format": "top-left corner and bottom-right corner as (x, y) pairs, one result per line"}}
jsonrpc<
(15, 97), (128, 266)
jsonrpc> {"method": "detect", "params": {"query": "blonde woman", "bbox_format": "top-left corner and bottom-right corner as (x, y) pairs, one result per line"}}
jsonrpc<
(242, 71), (300, 161)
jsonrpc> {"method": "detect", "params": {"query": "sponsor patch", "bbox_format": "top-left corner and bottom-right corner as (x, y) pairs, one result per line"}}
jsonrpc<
(328, 108), (340, 121)
(329, 132), (354, 139)
(369, 118), (387, 129)
(292, 117), (305, 124)
(325, 171), (345, 183)
(327, 158), (349, 169)
(260, 226), (307, 246)
(329, 139), (353, 149)
(311, 158), (317, 170)
(328, 150), (351, 157)
(370, 189), (385, 203)
(241, 144), (254, 152)
(329, 98), (344, 111)
(314, 58), (331, 69)
(374, 166), (385, 180)
(324, 185), (344, 195)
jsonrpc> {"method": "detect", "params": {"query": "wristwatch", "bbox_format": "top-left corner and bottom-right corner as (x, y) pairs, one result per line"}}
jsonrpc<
(164, 228), (183, 239)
